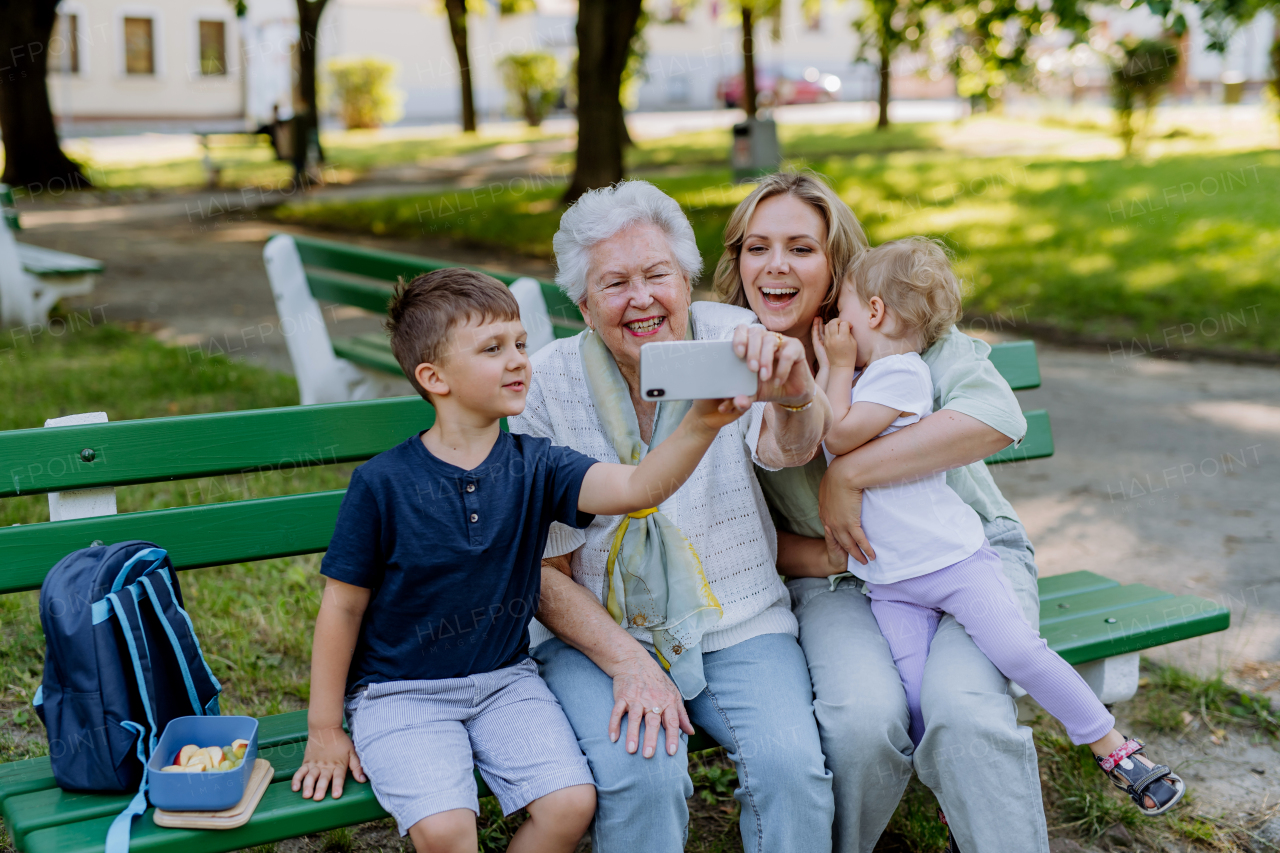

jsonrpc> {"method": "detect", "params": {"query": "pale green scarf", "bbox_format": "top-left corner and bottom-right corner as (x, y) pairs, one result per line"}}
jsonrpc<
(579, 318), (723, 700)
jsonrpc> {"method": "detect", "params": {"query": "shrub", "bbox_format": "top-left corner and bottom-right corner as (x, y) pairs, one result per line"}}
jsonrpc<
(1110, 37), (1180, 156)
(498, 52), (562, 127)
(327, 57), (403, 130)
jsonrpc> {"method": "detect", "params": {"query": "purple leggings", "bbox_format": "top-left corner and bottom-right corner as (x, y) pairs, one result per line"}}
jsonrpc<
(866, 544), (1115, 747)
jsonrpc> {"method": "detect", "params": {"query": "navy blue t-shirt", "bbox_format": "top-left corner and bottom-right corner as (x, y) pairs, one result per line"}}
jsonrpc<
(321, 430), (597, 689)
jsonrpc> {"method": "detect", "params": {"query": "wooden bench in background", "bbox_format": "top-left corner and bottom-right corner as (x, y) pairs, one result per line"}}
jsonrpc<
(0, 254), (1228, 852)
(0, 184), (103, 328)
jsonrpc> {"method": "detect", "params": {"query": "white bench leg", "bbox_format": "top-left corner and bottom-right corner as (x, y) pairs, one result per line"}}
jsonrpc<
(264, 234), (383, 405)
(44, 412), (118, 521)
(1011, 652), (1141, 709)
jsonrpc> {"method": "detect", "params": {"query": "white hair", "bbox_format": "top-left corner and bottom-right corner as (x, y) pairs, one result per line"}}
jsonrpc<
(552, 180), (703, 304)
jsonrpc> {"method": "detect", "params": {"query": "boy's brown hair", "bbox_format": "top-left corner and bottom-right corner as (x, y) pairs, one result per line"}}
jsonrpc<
(847, 237), (963, 350)
(386, 268), (521, 400)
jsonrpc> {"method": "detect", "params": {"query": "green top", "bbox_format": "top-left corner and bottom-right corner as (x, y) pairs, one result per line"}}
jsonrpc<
(758, 326), (1026, 540)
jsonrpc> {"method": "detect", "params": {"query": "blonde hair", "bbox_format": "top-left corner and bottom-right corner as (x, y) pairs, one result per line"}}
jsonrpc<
(712, 171), (869, 319)
(848, 237), (963, 349)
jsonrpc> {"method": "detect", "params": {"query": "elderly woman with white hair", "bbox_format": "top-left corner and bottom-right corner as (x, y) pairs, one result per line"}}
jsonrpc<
(509, 180), (836, 853)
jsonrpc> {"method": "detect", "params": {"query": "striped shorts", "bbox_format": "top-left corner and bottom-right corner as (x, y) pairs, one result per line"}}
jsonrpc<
(344, 658), (594, 835)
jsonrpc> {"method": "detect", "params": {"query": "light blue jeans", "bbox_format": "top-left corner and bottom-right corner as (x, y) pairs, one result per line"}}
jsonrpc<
(789, 516), (1049, 853)
(532, 631), (834, 853)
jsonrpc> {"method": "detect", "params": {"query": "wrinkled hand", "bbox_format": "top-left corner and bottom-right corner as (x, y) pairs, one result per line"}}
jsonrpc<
(731, 325), (814, 409)
(822, 526), (850, 575)
(292, 725), (365, 801)
(610, 653), (694, 759)
(820, 319), (858, 369)
(818, 468), (875, 565)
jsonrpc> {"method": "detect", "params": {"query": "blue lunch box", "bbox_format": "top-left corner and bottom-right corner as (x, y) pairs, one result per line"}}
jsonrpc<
(147, 716), (259, 811)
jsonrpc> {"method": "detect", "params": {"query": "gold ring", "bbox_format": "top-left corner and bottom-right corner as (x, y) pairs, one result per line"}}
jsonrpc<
(772, 332), (786, 347)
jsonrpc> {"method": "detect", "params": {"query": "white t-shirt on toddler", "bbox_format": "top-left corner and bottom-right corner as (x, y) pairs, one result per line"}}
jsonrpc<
(822, 352), (986, 584)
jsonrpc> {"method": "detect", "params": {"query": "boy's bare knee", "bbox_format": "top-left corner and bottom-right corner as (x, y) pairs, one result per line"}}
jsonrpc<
(407, 808), (476, 853)
(528, 783), (596, 828)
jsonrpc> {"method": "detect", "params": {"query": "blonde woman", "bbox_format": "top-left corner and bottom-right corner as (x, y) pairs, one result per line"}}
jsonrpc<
(714, 172), (1051, 853)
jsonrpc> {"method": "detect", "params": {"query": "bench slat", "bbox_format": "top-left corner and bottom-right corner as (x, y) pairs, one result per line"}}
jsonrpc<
(3, 726), (722, 849)
(0, 397), (431, 499)
(303, 267), (396, 315)
(0, 711), (311, 812)
(15, 244), (103, 277)
(1041, 595), (1231, 665)
(290, 233), (580, 321)
(23, 776), (388, 853)
(984, 410), (1053, 464)
(1038, 583), (1174, 628)
(986, 340), (1041, 390)
(0, 492), (343, 594)
(1037, 570), (1119, 601)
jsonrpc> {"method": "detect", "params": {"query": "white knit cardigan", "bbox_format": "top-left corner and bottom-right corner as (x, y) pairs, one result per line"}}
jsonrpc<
(510, 301), (797, 654)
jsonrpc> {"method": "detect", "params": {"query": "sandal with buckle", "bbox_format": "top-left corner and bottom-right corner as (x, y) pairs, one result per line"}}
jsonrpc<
(1095, 737), (1185, 816)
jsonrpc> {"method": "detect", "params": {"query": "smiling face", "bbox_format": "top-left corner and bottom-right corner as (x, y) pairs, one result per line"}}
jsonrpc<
(417, 316), (530, 419)
(579, 222), (691, 382)
(739, 193), (832, 339)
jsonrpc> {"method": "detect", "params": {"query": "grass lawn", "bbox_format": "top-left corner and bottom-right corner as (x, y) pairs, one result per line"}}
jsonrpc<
(273, 121), (1280, 356)
(2, 326), (1277, 852)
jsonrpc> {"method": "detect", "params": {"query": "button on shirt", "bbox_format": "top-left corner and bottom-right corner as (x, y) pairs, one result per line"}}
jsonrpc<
(321, 431), (597, 689)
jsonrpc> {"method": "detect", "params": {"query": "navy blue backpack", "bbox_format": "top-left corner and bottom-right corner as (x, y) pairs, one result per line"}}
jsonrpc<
(35, 541), (222, 851)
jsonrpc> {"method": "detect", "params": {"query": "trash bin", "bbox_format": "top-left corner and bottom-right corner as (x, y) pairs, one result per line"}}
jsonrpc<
(731, 118), (780, 182)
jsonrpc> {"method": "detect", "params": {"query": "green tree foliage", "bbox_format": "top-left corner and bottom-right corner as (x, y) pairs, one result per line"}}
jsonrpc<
(937, 0), (1091, 108)
(1110, 37), (1180, 155)
(327, 57), (404, 129)
(499, 52), (562, 127)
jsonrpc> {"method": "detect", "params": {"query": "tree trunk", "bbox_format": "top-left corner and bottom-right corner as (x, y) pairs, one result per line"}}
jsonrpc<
(0, 0), (91, 191)
(742, 5), (757, 120)
(563, 0), (643, 203)
(876, 34), (891, 129)
(294, 0), (330, 177)
(443, 0), (476, 132)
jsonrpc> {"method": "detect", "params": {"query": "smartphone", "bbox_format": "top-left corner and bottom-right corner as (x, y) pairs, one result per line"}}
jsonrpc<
(639, 340), (759, 401)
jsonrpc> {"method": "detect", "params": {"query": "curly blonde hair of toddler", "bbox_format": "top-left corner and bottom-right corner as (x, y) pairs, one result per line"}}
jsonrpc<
(848, 237), (963, 349)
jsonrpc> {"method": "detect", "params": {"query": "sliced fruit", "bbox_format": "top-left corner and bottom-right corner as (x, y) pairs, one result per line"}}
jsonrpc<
(187, 753), (212, 771)
(231, 739), (249, 759)
(160, 765), (184, 772)
(216, 759), (235, 771)
(178, 744), (199, 766)
(203, 746), (224, 766)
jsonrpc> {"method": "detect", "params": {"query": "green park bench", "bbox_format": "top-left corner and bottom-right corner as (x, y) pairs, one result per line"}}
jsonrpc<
(0, 184), (103, 328)
(0, 250), (1229, 853)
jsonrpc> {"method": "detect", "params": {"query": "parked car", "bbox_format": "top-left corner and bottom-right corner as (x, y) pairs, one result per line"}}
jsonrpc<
(717, 66), (842, 107)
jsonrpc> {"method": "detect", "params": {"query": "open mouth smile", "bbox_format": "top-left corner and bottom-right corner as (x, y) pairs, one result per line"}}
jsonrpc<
(760, 286), (800, 306)
(624, 316), (666, 336)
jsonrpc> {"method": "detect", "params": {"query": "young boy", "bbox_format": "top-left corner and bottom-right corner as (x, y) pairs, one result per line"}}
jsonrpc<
(291, 269), (748, 853)
(804, 237), (1184, 817)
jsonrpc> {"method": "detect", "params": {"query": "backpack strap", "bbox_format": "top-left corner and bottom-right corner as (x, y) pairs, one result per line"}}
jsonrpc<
(104, 721), (150, 853)
(138, 571), (221, 716)
(111, 547), (168, 593)
(107, 591), (159, 750)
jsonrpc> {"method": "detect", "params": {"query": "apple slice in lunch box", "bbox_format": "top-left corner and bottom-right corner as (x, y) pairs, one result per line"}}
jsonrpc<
(204, 746), (224, 766)
(231, 739), (249, 759)
(177, 744), (199, 766)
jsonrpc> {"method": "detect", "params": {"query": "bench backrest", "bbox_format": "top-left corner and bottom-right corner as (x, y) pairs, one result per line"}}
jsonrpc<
(291, 234), (584, 338)
(0, 397), (432, 594)
(0, 184), (18, 232)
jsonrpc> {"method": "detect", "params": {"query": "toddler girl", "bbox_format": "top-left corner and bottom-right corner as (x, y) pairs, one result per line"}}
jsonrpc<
(810, 237), (1184, 816)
